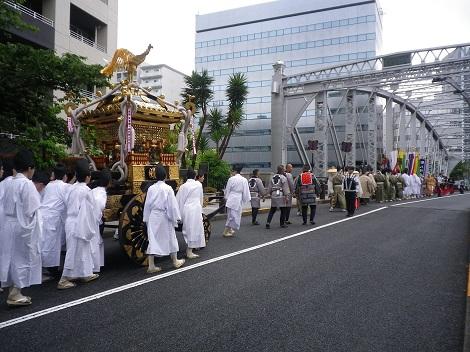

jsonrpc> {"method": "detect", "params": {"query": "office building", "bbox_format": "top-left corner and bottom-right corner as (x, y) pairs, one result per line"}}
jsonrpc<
(195, 0), (382, 170)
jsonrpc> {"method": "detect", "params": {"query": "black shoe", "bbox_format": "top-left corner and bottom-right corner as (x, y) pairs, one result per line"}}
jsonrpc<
(252, 221), (260, 225)
(302, 222), (307, 225)
(265, 224), (270, 229)
(310, 221), (315, 225)
(280, 224), (288, 228)
(285, 221), (292, 225)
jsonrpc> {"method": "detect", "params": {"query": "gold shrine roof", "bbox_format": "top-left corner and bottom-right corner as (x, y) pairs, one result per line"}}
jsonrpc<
(81, 94), (184, 125)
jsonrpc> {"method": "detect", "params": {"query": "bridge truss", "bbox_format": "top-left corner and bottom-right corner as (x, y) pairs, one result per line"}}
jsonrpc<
(271, 43), (470, 176)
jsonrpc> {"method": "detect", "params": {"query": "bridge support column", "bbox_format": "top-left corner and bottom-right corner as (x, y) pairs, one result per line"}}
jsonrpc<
(313, 91), (328, 177)
(384, 98), (394, 156)
(271, 62), (286, 170)
(367, 93), (377, 171)
(345, 91), (356, 167)
(410, 111), (417, 152)
(398, 104), (407, 151)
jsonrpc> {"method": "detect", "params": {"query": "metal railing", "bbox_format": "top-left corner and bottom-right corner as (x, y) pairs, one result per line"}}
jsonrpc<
(70, 29), (106, 53)
(5, 0), (54, 27)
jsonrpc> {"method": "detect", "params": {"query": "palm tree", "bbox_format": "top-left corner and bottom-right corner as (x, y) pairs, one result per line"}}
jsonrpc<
(218, 73), (248, 159)
(207, 108), (227, 155)
(181, 70), (214, 167)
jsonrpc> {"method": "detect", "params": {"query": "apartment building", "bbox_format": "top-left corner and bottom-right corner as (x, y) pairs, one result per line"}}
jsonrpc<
(4, 0), (117, 65)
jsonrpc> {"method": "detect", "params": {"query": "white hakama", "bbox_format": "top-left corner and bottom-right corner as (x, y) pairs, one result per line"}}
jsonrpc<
(143, 181), (181, 256)
(62, 183), (94, 278)
(40, 180), (69, 268)
(1, 174), (42, 289)
(176, 179), (205, 249)
(90, 187), (107, 272)
(224, 174), (251, 230)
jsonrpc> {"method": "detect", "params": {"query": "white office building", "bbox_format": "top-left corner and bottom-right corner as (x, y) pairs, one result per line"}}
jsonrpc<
(195, 0), (382, 170)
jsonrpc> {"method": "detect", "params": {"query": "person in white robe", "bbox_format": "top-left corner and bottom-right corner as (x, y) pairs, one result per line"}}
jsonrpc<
(401, 169), (412, 199)
(411, 173), (422, 198)
(58, 159), (97, 290)
(143, 165), (185, 273)
(32, 170), (49, 200)
(40, 164), (69, 274)
(176, 168), (205, 259)
(223, 164), (251, 237)
(0, 159), (15, 294)
(0, 150), (42, 306)
(89, 169), (111, 273)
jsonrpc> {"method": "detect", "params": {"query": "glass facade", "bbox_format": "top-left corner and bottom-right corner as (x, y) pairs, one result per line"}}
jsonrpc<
(195, 0), (382, 170)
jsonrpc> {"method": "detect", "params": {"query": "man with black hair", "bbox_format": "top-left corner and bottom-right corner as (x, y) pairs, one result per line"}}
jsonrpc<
(58, 159), (97, 290)
(295, 164), (320, 225)
(266, 165), (291, 229)
(1, 149), (42, 306)
(248, 169), (266, 225)
(143, 165), (185, 273)
(284, 164), (295, 224)
(40, 163), (71, 277)
(32, 170), (50, 198)
(223, 164), (251, 237)
(176, 168), (205, 259)
(343, 166), (359, 217)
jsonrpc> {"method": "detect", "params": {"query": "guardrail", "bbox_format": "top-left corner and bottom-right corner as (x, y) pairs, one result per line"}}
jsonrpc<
(70, 29), (106, 53)
(5, 0), (54, 27)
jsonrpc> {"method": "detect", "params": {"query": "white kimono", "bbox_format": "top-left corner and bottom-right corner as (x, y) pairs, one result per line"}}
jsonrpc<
(224, 174), (251, 230)
(90, 187), (107, 272)
(1, 174), (42, 289)
(402, 173), (412, 197)
(411, 174), (422, 196)
(0, 176), (13, 275)
(176, 179), (205, 249)
(143, 181), (181, 256)
(40, 180), (69, 267)
(62, 183), (94, 278)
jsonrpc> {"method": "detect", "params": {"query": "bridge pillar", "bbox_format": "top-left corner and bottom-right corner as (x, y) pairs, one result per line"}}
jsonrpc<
(398, 104), (407, 151)
(410, 111), (417, 151)
(419, 121), (426, 154)
(345, 91), (356, 167)
(367, 93), (378, 171)
(271, 61), (286, 170)
(313, 91), (328, 177)
(384, 98), (394, 155)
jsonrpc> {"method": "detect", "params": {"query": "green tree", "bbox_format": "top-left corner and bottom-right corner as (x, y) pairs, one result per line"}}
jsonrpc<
(0, 0), (36, 34)
(450, 161), (470, 180)
(199, 149), (231, 191)
(218, 73), (248, 159)
(181, 70), (214, 168)
(207, 108), (227, 154)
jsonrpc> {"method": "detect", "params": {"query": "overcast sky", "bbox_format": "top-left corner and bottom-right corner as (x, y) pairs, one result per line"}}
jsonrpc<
(118, 0), (470, 75)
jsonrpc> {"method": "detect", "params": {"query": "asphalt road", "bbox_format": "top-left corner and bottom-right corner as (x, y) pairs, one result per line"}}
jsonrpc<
(1, 194), (469, 351)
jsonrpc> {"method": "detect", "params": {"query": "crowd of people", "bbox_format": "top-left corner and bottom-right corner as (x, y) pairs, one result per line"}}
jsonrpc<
(229, 163), (454, 232)
(0, 149), (455, 307)
(0, 150), (206, 307)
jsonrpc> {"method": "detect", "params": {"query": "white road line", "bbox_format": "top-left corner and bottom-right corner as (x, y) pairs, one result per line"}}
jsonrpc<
(390, 193), (468, 207)
(0, 206), (387, 329)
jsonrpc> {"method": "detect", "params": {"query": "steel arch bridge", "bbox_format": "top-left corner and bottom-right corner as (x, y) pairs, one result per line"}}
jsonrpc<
(271, 43), (470, 177)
